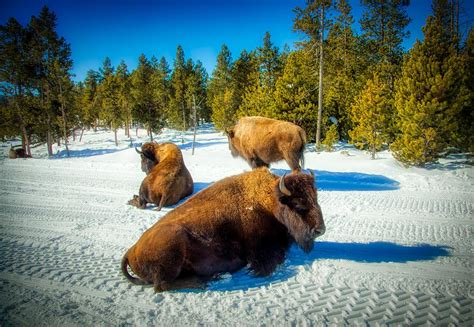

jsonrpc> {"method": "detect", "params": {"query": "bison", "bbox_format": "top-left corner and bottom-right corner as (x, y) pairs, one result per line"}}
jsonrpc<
(8, 146), (31, 159)
(121, 168), (325, 292)
(128, 142), (193, 211)
(226, 116), (307, 172)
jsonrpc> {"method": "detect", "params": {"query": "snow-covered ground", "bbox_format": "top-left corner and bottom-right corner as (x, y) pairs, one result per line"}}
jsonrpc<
(0, 125), (472, 325)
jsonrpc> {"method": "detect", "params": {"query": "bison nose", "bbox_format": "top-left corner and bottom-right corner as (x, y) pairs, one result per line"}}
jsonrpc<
(313, 225), (326, 238)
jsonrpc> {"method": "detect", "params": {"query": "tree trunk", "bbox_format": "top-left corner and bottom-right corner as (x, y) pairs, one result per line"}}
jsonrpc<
(114, 128), (118, 146)
(79, 127), (85, 142)
(125, 118), (129, 137)
(149, 124), (153, 142)
(182, 104), (187, 131)
(136, 127), (139, 137)
(13, 98), (31, 157)
(27, 132), (32, 157)
(20, 125), (31, 157)
(59, 84), (69, 157)
(47, 123), (53, 156)
(315, 4), (325, 151)
(192, 95), (197, 155)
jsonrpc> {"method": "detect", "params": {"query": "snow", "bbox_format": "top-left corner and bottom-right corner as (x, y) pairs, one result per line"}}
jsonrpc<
(1, 125), (473, 325)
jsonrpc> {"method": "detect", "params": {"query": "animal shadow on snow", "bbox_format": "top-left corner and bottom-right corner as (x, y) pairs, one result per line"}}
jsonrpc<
(271, 168), (400, 191)
(202, 242), (450, 292)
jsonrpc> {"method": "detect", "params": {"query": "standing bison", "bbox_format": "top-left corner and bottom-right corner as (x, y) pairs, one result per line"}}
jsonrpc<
(121, 168), (325, 292)
(226, 116), (307, 171)
(128, 142), (193, 211)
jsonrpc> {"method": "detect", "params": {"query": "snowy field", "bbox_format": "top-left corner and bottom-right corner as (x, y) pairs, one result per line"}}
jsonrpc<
(0, 125), (473, 325)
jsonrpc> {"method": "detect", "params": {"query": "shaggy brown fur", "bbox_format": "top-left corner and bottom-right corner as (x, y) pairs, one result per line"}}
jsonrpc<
(121, 168), (325, 292)
(226, 116), (307, 171)
(128, 142), (193, 211)
(9, 147), (31, 159)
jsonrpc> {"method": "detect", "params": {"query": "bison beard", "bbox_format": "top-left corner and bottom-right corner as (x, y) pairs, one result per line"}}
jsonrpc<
(121, 169), (324, 292)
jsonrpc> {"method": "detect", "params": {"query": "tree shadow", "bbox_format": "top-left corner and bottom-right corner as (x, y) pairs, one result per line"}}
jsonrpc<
(178, 141), (228, 150)
(53, 147), (129, 158)
(424, 153), (474, 171)
(203, 241), (450, 292)
(271, 168), (400, 191)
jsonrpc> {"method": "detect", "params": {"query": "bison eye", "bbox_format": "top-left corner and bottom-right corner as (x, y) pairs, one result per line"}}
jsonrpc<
(294, 205), (308, 216)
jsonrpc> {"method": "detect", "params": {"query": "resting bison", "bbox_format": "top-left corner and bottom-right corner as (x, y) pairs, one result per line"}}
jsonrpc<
(8, 146), (31, 159)
(128, 142), (193, 211)
(226, 116), (307, 171)
(121, 168), (325, 292)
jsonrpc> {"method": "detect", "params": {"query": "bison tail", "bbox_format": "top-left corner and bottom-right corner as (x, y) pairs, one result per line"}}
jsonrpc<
(298, 129), (307, 170)
(299, 128), (307, 145)
(121, 252), (149, 286)
(299, 151), (305, 170)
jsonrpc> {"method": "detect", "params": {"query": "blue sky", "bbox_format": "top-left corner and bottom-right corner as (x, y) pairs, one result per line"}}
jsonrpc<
(1, 0), (473, 82)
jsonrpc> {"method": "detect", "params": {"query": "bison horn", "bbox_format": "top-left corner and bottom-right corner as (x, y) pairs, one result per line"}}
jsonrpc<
(135, 147), (142, 155)
(310, 169), (317, 186)
(279, 174), (292, 196)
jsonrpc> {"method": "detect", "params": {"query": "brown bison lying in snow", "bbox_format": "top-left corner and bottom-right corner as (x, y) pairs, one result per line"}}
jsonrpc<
(9, 146), (31, 159)
(128, 142), (193, 211)
(226, 116), (307, 172)
(121, 168), (325, 292)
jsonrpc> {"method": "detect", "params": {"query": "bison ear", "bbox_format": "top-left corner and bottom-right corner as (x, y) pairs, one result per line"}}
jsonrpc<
(225, 128), (235, 138)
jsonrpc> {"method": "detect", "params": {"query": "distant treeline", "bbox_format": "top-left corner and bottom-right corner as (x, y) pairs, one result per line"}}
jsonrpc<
(0, 0), (472, 165)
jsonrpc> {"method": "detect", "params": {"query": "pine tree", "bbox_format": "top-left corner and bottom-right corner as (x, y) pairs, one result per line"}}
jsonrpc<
(294, 0), (332, 149)
(238, 33), (282, 119)
(322, 123), (339, 151)
(209, 44), (234, 130)
(169, 45), (189, 130)
(360, 0), (410, 67)
(130, 54), (162, 140)
(238, 70), (276, 118)
(98, 58), (123, 146)
(81, 70), (100, 131)
(324, 0), (360, 140)
(150, 56), (170, 132)
(391, 0), (467, 165)
(257, 32), (282, 90)
(211, 88), (235, 131)
(458, 28), (473, 152)
(273, 49), (317, 138)
(29, 6), (74, 156)
(183, 58), (207, 129)
(349, 73), (391, 159)
(116, 60), (132, 138)
(231, 50), (257, 116)
(359, 0), (411, 143)
(0, 17), (35, 155)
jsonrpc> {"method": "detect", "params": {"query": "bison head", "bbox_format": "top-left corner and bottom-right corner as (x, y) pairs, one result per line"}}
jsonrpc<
(274, 172), (325, 253)
(135, 143), (158, 174)
(225, 127), (239, 158)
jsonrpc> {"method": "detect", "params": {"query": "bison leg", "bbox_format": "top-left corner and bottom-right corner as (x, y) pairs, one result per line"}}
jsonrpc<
(154, 194), (168, 211)
(249, 157), (269, 169)
(128, 195), (147, 209)
(284, 151), (302, 172)
(248, 240), (288, 277)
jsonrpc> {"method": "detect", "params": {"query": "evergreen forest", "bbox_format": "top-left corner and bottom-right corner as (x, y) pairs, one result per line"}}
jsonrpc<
(1, 0), (472, 166)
